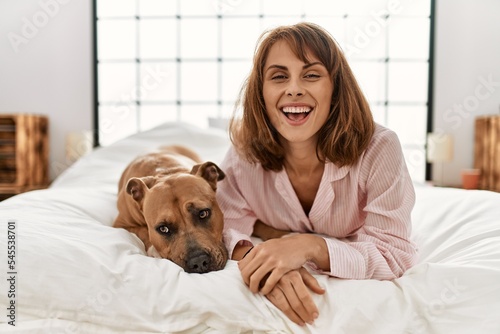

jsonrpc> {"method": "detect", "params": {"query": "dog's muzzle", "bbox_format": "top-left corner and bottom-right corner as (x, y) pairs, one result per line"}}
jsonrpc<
(184, 242), (227, 274)
(186, 250), (212, 273)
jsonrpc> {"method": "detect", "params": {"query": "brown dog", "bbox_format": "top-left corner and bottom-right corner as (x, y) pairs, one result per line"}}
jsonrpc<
(113, 146), (228, 273)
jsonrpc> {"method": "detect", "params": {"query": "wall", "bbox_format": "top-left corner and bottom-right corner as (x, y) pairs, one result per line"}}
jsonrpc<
(0, 0), (93, 181)
(433, 0), (500, 186)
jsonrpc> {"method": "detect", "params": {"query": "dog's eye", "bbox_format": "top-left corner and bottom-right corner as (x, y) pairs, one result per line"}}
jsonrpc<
(199, 209), (211, 220)
(157, 225), (169, 235)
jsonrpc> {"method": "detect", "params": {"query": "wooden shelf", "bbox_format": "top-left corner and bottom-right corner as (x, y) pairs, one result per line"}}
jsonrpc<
(0, 114), (49, 199)
(474, 115), (500, 192)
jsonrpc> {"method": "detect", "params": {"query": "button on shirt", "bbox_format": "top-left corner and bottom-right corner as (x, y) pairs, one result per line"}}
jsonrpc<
(216, 124), (418, 280)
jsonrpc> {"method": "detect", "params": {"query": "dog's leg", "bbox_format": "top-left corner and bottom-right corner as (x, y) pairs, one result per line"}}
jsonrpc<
(123, 225), (152, 250)
(123, 225), (161, 258)
(252, 219), (291, 241)
(147, 245), (162, 258)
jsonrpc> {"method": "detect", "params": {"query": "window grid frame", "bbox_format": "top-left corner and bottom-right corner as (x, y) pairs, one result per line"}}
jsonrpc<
(93, 0), (434, 181)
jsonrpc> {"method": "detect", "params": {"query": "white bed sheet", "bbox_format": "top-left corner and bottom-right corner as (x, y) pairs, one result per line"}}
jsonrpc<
(1, 122), (499, 333)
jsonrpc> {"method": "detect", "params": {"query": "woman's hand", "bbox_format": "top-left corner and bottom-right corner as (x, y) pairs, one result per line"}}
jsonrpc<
(238, 234), (325, 295)
(265, 267), (325, 326)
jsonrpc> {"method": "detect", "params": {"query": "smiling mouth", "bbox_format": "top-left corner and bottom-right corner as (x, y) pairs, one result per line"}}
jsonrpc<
(281, 106), (312, 122)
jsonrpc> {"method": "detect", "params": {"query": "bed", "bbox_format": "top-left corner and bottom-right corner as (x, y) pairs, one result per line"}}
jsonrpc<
(1, 122), (499, 333)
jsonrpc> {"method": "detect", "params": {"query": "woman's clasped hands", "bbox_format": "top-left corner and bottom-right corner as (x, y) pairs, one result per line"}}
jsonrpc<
(237, 235), (326, 326)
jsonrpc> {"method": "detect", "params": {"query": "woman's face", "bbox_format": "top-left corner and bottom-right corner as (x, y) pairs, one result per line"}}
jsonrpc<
(262, 40), (333, 146)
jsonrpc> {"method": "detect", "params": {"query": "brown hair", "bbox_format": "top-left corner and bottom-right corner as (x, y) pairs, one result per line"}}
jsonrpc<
(229, 22), (375, 171)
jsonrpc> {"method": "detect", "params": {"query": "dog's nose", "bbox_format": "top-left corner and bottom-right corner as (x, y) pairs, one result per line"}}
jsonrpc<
(186, 252), (211, 273)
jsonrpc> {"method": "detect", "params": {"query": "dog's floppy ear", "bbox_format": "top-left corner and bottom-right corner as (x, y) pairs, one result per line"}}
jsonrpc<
(126, 176), (157, 203)
(191, 162), (225, 191)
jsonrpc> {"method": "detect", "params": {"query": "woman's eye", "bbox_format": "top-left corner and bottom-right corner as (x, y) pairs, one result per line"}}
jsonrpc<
(199, 209), (211, 219)
(271, 74), (287, 80)
(158, 225), (169, 234)
(305, 73), (320, 79)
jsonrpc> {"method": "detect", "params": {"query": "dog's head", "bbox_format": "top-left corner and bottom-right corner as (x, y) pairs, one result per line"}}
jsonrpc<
(126, 162), (228, 273)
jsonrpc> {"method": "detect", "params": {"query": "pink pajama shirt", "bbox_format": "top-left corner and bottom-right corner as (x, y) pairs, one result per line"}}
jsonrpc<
(216, 124), (418, 280)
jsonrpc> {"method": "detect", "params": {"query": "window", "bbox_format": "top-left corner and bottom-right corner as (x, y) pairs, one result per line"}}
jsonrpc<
(94, 0), (433, 182)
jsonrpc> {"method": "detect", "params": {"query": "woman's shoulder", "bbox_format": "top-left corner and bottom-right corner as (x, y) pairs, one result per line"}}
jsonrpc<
(372, 123), (399, 140)
(221, 145), (263, 172)
(361, 123), (404, 160)
(369, 123), (402, 148)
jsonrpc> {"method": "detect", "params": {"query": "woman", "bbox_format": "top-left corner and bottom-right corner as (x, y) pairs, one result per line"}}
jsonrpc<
(216, 22), (418, 326)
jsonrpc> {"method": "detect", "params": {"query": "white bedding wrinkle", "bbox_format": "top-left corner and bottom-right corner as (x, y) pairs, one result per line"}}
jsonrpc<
(0, 122), (499, 333)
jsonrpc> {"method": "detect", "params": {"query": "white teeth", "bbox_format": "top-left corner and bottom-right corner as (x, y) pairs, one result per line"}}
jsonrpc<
(282, 106), (312, 113)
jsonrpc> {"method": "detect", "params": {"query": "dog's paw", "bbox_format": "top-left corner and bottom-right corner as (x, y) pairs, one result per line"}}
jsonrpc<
(147, 245), (162, 258)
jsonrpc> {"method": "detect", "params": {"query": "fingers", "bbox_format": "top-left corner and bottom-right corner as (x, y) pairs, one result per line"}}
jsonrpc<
(266, 287), (305, 326)
(239, 250), (271, 293)
(248, 266), (272, 293)
(239, 245), (282, 293)
(265, 271), (320, 326)
(241, 259), (288, 294)
(288, 272), (319, 323)
(299, 267), (325, 295)
(259, 267), (288, 295)
(238, 242), (309, 294)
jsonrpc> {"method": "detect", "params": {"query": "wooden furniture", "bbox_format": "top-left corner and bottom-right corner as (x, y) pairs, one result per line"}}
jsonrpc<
(474, 115), (500, 192)
(0, 114), (49, 200)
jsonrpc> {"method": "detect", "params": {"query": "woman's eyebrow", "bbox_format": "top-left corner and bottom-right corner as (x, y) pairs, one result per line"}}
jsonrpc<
(303, 61), (323, 69)
(265, 61), (324, 73)
(265, 64), (287, 72)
